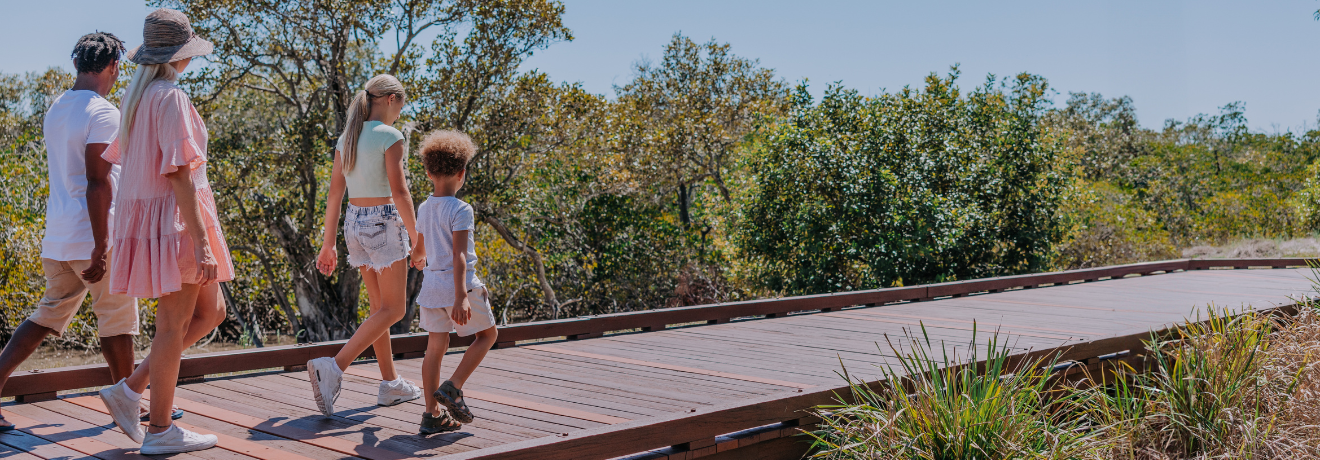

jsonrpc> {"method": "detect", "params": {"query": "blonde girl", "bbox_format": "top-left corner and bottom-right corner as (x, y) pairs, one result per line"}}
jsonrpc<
(306, 74), (423, 415)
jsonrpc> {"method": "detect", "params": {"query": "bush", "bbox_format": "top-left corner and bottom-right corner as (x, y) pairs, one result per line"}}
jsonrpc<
(733, 68), (1070, 296)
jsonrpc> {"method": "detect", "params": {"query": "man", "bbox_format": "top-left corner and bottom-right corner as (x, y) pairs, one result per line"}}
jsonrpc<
(0, 32), (142, 431)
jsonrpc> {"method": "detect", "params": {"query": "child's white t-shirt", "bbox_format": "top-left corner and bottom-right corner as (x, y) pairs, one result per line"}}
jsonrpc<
(416, 195), (485, 309)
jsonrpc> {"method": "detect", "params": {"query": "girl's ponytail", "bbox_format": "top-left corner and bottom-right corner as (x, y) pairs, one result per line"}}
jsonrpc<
(338, 74), (407, 172)
(341, 90), (370, 171)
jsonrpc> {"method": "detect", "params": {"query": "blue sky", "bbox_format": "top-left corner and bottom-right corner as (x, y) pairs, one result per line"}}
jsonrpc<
(6, 0), (1318, 130)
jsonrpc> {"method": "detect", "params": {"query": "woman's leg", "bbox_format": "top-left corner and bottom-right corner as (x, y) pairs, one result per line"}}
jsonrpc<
(334, 259), (408, 375)
(145, 283), (201, 433)
(125, 283), (226, 394)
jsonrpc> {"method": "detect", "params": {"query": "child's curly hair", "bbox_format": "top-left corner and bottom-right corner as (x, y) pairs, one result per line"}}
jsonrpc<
(420, 130), (476, 177)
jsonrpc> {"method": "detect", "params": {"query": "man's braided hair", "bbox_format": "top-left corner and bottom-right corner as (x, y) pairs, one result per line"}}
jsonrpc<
(71, 32), (125, 74)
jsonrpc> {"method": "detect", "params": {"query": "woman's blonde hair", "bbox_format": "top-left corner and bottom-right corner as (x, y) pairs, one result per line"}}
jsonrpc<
(340, 74), (407, 171)
(118, 63), (179, 151)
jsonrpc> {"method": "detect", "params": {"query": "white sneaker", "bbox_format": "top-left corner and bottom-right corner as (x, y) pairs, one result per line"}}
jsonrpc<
(140, 424), (218, 455)
(378, 378), (422, 406)
(307, 357), (343, 416)
(99, 379), (144, 443)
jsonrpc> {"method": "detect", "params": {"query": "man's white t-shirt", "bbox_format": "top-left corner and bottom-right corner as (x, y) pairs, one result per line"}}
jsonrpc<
(41, 90), (121, 261)
(416, 195), (486, 309)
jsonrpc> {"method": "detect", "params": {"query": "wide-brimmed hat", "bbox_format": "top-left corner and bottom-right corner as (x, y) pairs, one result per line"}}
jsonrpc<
(126, 8), (213, 65)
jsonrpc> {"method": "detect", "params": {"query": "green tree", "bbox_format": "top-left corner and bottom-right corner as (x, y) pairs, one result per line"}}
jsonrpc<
(733, 69), (1069, 295)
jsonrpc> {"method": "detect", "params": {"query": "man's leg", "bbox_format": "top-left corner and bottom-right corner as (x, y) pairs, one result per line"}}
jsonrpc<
(1, 259), (90, 427)
(99, 335), (136, 383)
(0, 321), (56, 427)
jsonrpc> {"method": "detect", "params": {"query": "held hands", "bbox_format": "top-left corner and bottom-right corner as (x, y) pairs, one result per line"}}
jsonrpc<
(451, 293), (471, 326)
(195, 243), (219, 285)
(316, 245), (338, 276)
(409, 240), (426, 270)
(81, 245), (108, 283)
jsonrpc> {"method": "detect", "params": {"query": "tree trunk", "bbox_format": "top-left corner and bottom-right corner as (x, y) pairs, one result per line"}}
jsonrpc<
(259, 195), (361, 342)
(392, 267), (424, 334)
(479, 213), (561, 319)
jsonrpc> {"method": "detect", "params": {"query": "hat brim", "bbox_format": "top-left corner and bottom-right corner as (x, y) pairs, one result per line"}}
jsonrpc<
(127, 35), (213, 65)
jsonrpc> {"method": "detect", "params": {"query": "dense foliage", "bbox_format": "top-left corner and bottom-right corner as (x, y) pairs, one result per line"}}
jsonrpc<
(3, 0), (1319, 348)
(732, 70), (1068, 294)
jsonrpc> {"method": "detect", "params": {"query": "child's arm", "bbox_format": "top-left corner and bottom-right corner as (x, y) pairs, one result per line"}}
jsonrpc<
(316, 149), (348, 276)
(451, 229), (471, 326)
(384, 140), (418, 244)
(410, 232), (427, 270)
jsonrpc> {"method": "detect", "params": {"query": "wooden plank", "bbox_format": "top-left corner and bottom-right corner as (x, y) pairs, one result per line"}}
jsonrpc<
(0, 410), (151, 460)
(338, 366), (630, 425)
(523, 347), (814, 390)
(142, 393), (414, 460)
(0, 428), (97, 460)
(63, 397), (317, 460)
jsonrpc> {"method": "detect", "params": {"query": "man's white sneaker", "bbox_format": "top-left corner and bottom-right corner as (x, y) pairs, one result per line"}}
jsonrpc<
(378, 378), (423, 406)
(140, 424), (218, 455)
(98, 379), (144, 443)
(307, 357), (343, 416)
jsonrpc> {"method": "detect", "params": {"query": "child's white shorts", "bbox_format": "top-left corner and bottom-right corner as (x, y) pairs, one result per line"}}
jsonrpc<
(419, 286), (497, 337)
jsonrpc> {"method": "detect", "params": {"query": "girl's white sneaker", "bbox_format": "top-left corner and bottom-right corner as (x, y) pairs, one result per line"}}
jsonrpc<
(307, 357), (343, 416)
(140, 424), (218, 455)
(378, 378), (423, 406)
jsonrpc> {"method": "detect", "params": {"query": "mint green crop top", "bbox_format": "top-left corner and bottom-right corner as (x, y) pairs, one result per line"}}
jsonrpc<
(336, 121), (406, 198)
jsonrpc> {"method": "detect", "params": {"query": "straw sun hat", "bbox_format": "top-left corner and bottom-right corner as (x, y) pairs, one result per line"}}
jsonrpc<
(126, 8), (213, 65)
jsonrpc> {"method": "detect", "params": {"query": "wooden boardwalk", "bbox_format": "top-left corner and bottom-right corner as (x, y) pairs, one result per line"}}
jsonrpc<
(1, 260), (1315, 460)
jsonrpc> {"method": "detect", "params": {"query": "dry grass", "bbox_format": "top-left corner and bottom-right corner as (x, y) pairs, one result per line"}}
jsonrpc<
(1183, 237), (1320, 259)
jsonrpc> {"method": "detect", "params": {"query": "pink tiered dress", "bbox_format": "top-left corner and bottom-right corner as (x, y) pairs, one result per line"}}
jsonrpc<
(102, 80), (233, 298)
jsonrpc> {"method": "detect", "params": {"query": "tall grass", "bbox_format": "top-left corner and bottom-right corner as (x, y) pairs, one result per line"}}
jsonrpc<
(809, 306), (1320, 460)
(806, 325), (1108, 460)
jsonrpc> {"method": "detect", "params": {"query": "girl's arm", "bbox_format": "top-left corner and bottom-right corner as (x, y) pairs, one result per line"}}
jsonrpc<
(316, 149), (348, 276)
(384, 140), (417, 243)
(166, 167), (218, 284)
(450, 229), (471, 325)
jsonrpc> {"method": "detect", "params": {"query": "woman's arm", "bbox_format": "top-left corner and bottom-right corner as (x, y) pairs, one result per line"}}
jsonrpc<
(316, 149), (348, 276)
(165, 167), (217, 284)
(383, 140), (417, 243)
(450, 229), (471, 325)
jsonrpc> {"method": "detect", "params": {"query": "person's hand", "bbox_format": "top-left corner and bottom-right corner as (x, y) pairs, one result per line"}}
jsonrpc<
(81, 244), (108, 283)
(451, 294), (471, 326)
(316, 245), (338, 276)
(410, 241), (426, 270)
(195, 243), (219, 285)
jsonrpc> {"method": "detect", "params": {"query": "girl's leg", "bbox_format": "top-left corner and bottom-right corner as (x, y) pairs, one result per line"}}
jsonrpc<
(333, 259), (408, 374)
(422, 332), (449, 416)
(448, 327), (498, 389)
(125, 284), (226, 394)
(146, 284), (202, 433)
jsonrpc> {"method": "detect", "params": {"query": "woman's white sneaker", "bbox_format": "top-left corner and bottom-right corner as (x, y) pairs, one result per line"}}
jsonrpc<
(98, 379), (144, 443)
(140, 424), (218, 455)
(378, 378), (422, 406)
(307, 357), (343, 416)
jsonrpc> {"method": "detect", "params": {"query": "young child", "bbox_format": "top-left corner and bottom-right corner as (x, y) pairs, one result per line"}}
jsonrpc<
(410, 130), (499, 434)
(307, 74), (423, 416)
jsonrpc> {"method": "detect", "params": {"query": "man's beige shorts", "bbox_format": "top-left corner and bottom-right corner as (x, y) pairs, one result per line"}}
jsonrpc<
(419, 287), (497, 337)
(28, 257), (139, 337)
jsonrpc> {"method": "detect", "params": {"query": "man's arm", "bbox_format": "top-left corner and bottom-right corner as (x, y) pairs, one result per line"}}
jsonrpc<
(81, 143), (113, 282)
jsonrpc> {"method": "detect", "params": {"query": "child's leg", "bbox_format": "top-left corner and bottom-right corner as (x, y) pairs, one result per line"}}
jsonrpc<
(422, 332), (450, 416)
(334, 259), (409, 375)
(448, 327), (498, 389)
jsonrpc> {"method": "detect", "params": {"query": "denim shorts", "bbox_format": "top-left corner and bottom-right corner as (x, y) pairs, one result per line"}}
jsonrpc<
(345, 204), (410, 271)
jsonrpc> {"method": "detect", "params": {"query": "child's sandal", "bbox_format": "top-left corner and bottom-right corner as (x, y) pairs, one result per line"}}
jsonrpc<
(433, 380), (475, 424)
(419, 411), (461, 435)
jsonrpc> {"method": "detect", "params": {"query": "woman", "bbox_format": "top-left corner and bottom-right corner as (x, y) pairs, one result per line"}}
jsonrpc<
(306, 74), (422, 416)
(95, 8), (231, 455)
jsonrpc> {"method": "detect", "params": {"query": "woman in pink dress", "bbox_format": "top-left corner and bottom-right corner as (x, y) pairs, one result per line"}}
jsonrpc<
(93, 9), (232, 455)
